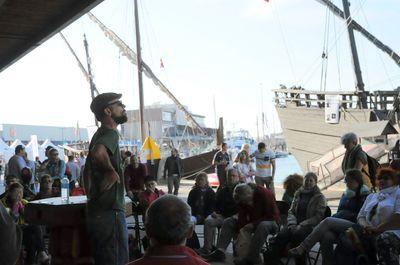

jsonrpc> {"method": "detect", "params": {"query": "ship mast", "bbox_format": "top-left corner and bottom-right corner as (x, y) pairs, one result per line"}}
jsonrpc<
(83, 34), (100, 127)
(342, 0), (367, 108)
(59, 32), (100, 127)
(134, 0), (146, 144)
(87, 12), (207, 135)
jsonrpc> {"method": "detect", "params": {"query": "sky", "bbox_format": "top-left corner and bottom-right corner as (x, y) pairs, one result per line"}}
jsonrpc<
(0, 0), (399, 139)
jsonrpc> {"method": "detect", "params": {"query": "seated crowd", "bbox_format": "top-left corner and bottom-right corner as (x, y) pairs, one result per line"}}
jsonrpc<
(2, 133), (400, 265)
(0, 144), (86, 265)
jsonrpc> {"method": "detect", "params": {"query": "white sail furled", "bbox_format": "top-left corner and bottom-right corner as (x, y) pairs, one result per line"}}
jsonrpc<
(87, 12), (206, 135)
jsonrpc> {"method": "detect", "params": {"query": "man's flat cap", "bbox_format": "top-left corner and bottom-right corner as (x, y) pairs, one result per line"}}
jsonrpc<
(90, 92), (122, 115)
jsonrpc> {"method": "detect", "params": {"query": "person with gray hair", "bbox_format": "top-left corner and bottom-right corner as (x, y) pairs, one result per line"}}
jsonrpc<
(196, 168), (240, 256)
(128, 195), (209, 265)
(341, 132), (372, 189)
(205, 183), (280, 264)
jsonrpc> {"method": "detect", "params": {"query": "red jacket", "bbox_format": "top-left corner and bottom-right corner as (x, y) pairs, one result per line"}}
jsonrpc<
(138, 189), (165, 211)
(124, 163), (148, 191)
(128, 245), (209, 265)
(237, 185), (280, 230)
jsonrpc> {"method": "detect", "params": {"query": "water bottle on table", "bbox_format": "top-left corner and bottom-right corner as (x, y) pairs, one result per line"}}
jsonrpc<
(61, 176), (70, 204)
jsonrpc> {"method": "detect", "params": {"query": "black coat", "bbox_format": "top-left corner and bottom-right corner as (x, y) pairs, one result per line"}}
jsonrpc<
(163, 155), (184, 178)
(187, 186), (216, 218)
(215, 185), (238, 218)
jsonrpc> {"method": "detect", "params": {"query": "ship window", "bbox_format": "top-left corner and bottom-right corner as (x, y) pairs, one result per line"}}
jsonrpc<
(162, 111), (173, 122)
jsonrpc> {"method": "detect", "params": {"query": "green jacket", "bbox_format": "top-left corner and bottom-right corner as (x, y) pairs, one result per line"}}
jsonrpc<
(287, 186), (327, 227)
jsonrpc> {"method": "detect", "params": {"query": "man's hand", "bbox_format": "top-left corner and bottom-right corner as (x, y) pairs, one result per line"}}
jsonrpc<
(100, 170), (120, 192)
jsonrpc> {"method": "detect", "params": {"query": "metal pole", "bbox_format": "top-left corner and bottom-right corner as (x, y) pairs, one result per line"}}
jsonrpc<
(134, 0), (146, 144)
(342, 0), (367, 108)
(83, 34), (99, 127)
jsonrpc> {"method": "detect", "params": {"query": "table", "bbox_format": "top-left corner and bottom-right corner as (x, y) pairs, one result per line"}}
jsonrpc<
(25, 196), (132, 265)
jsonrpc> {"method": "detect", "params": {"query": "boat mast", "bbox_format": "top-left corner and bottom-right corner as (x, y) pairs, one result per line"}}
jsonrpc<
(316, 0), (400, 68)
(83, 34), (100, 127)
(134, 0), (146, 144)
(342, 0), (367, 108)
(87, 12), (207, 135)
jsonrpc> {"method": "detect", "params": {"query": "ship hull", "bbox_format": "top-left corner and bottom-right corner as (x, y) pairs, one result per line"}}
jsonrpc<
(276, 103), (373, 171)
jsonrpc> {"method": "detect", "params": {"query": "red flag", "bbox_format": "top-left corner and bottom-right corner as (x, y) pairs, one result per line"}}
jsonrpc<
(160, 58), (165, 68)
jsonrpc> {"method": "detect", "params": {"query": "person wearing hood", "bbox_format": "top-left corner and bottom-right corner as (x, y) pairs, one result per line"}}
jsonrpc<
(289, 167), (400, 265)
(341, 132), (372, 190)
(333, 169), (369, 222)
(265, 172), (326, 265)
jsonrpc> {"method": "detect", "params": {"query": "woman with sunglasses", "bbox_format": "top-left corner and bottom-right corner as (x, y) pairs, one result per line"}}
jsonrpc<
(288, 168), (400, 265)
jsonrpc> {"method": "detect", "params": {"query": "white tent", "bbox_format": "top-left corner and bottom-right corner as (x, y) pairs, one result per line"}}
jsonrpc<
(40, 139), (65, 162)
(10, 139), (25, 149)
(0, 138), (13, 163)
(26, 135), (40, 161)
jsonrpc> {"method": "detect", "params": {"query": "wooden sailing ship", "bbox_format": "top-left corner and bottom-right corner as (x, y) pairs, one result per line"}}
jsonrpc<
(274, 0), (400, 173)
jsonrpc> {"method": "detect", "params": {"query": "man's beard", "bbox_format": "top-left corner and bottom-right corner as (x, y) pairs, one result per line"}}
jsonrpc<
(113, 114), (128, 124)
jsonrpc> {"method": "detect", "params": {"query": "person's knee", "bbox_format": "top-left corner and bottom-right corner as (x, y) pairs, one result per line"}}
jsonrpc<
(320, 232), (336, 247)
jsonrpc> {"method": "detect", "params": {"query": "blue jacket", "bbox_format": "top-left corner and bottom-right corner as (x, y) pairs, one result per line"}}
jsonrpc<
(333, 185), (369, 222)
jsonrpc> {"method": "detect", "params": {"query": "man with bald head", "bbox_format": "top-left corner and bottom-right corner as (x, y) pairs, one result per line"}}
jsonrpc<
(128, 195), (209, 265)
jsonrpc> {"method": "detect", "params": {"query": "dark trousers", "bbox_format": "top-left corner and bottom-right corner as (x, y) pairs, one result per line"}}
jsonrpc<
(167, 174), (181, 195)
(22, 225), (46, 264)
(216, 170), (227, 188)
(87, 210), (129, 265)
(269, 226), (313, 265)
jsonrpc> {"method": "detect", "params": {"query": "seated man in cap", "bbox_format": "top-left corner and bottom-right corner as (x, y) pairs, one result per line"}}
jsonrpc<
(84, 92), (129, 265)
(128, 195), (209, 265)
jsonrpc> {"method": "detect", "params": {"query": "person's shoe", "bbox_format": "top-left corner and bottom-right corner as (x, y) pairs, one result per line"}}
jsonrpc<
(203, 249), (226, 262)
(194, 247), (210, 256)
(37, 251), (50, 265)
(288, 245), (305, 258)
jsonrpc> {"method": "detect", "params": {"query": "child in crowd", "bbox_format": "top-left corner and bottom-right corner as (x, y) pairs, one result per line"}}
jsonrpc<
(236, 154), (255, 183)
(1, 182), (27, 224)
(34, 174), (60, 200)
(138, 177), (165, 214)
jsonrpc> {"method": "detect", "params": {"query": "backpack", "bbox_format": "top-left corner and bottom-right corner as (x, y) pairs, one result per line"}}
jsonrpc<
(362, 154), (380, 191)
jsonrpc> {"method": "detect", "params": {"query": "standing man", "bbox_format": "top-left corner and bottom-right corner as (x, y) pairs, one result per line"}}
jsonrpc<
(212, 143), (231, 188)
(163, 148), (184, 195)
(251, 142), (276, 193)
(66, 155), (80, 185)
(83, 93), (129, 265)
(7, 145), (27, 179)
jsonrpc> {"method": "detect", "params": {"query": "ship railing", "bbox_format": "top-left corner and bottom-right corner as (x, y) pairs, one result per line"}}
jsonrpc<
(273, 88), (398, 110)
